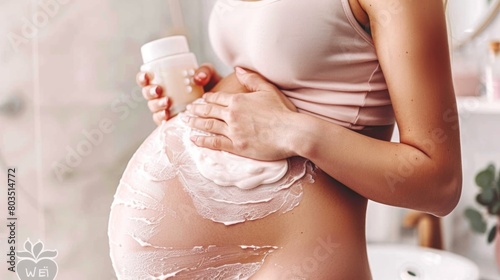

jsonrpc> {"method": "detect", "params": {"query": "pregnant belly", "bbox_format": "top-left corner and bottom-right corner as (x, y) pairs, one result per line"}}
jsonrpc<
(108, 116), (371, 279)
(108, 116), (318, 279)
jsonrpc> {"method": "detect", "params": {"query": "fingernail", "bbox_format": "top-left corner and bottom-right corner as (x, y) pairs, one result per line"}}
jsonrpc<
(150, 86), (159, 97)
(139, 72), (147, 82)
(235, 67), (247, 74)
(196, 72), (207, 80)
(190, 135), (198, 143)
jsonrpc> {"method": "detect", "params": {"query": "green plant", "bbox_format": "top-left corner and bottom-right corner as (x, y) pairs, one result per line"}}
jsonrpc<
(464, 163), (500, 244)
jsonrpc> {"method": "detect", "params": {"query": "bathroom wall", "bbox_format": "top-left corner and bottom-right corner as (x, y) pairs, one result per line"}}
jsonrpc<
(0, 0), (206, 279)
(448, 6), (500, 277)
(451, 101), (500, 278)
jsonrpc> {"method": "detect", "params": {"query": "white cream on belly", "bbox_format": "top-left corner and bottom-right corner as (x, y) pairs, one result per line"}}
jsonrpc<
(171, 115), (312, 225)
(114, 115), (313, 225)
(186, 125), (289, 190)
(108, 114), (315, 279)
(188, 146), (289, 189)
(182, 99), (289, 190)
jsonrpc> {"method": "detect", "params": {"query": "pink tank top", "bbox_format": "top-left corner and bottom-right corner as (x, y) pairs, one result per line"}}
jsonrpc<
(209, 0), (395, 130)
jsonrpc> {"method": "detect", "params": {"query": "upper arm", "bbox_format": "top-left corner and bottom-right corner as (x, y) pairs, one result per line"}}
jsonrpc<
(360, 0), (460, 169)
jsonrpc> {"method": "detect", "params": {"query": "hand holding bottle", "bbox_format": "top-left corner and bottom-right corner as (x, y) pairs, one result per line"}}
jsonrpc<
(139, 36), (224, 124)
(136, 63), (221, 125)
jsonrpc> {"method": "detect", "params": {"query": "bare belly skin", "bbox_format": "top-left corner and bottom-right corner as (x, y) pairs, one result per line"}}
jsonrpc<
(108, 73), (394, 279)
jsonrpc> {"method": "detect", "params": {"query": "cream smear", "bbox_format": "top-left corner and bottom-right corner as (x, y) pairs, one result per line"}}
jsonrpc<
(110, 243), (278, 279)
(109, 113), (314, 279)
(109, 115), (313, 225)
(186, 137), (289, 189)
(164, 116), (314, 225)
(182, 99), (289, 190)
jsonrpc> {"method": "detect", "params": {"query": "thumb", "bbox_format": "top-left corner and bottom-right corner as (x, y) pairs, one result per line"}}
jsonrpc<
(236, 67), (297, 112)
(194, 63), (216, 87)
(235, 67), (275, 92)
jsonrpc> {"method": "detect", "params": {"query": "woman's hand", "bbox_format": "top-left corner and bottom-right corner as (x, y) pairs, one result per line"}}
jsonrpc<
(136, 63), (221, 125)
(184, 67), (299, 161)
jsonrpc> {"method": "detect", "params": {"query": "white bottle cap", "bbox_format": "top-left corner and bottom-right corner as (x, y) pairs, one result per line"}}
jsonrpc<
(141, 35), (190, 64)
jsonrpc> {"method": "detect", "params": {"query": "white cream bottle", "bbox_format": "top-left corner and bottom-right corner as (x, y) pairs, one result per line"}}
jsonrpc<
(141, 36), (204, 116)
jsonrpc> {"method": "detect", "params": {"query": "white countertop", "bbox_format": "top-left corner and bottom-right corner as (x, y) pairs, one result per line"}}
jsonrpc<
(470, 252), (499, 280)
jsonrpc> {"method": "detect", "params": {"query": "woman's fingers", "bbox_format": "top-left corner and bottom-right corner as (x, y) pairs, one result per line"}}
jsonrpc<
(194, 63), (221, 91)
(152, 110), (169, 125)
(137, 71), (169, 125)
(203, 92), (233, 107)
(193, 63), (215, 86)
(142, 85), (163, 100)
(148, 97), (170, 113)
(235, 67), (275, 92)
(136, 72), (154, 87)
(193, 68), (210, 86)
(190, 135), (233, 152)
(182, 115), (228, 136)
(187, 102), (227, 120)
(149, 97), (171, 125)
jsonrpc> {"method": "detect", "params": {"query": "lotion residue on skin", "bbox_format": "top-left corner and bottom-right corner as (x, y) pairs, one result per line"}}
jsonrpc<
(163, 116), (314, 225)
(108, 114), (315, 279)
(183, 106), (290, 190)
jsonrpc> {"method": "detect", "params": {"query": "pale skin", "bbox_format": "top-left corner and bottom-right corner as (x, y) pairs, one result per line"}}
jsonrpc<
(130, 0), (460, 278)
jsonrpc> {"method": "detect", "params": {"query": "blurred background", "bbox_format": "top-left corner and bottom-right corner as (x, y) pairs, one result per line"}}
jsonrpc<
(0, 0), (500, 279)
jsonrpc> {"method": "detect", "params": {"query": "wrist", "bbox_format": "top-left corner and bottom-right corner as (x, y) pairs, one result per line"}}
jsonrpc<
(283, 112), (319, 159)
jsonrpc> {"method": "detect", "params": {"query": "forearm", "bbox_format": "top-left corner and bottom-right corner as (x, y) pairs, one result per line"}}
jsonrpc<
(186, 68), (461, 217)
(289, 112), (461, 217)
